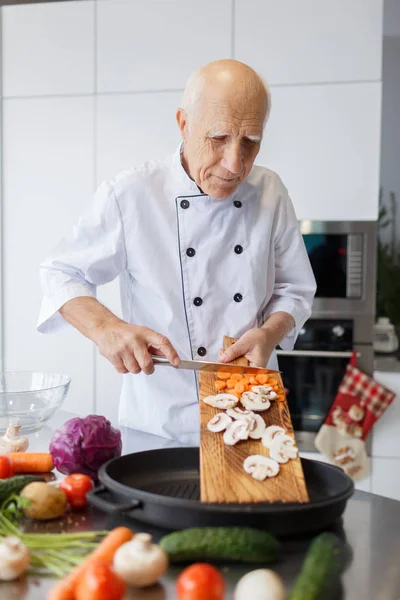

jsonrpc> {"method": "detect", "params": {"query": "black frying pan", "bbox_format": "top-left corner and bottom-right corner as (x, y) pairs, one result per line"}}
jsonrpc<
(87, 448), (354, 537)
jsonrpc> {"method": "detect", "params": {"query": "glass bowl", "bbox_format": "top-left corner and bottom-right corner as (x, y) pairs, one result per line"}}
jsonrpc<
(0, 372), (71, 434)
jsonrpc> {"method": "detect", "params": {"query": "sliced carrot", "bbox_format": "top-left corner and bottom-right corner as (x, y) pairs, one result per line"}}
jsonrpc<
(273, 385), (280, 393)
(230, 390), (242, 399)
(226, 379), (237, 389)
(255, 374), (268, 385)
(269, 377), (277, 385)
(47, 527), (133, 600)
(238, 378), (248, 385)
(249, 376), (258, 385)
(6, 452), (54, 473)
(230, 373), (242, 381)
(234, 383), (246, 394)
(216, 371), (231, 380)
(215, 380), (227, 390)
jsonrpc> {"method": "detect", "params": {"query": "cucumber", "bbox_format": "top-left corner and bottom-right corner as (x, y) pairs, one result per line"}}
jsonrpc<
(0, 475), (45, 504)
(159, 526), (280, 563)
(288, 533), (344, 600)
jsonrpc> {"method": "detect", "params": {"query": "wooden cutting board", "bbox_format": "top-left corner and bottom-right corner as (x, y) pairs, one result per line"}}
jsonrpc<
(199, 336), (309, 504)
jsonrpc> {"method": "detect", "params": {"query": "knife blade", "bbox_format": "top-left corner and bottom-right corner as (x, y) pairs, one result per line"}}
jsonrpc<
(150, 355), (281, 375)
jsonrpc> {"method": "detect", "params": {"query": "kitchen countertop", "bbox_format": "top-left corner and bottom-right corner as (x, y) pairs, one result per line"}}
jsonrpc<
(2, 411), (400, 600)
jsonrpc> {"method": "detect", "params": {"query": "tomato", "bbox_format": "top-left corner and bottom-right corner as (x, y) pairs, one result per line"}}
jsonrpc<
(59, 473), (94, 509)
(0, 455), (14, 479)
(177, 563), (225, 600)
(75, 560), (125, 600)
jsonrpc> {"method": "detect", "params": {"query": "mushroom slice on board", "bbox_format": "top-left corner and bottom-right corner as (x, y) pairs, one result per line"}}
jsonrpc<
(223, 419), (251, 446)
(251, 385), (273, 395)
(269, 435), (298, 463)
(226, 407), (255, 421)
(202, 393), (239, 409)
(248, 414), (266, 439)
(240, 391), (271, 412)
(261, 425), (286, 449)
(243, 455), (280, 480)
(207, 413), (233, 433)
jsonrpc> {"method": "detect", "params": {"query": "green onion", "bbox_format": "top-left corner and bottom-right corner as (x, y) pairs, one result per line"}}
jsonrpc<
(0, 498), (108, 578)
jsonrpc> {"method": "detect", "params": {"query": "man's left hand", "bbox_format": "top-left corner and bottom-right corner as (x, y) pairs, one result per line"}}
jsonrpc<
(219, 328), (274, 368)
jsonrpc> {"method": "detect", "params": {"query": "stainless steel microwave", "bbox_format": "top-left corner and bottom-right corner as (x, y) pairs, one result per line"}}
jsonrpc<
(299, 220), (377, 319)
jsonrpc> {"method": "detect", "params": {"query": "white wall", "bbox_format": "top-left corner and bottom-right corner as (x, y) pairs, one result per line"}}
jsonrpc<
(0, 2), (383, 428)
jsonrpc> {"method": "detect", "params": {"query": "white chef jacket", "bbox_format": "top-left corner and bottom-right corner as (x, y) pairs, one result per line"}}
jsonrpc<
(37, 145), (316, 445)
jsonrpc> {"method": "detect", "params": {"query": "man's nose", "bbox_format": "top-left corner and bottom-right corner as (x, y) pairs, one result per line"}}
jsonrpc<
(220, 144), (243, 175)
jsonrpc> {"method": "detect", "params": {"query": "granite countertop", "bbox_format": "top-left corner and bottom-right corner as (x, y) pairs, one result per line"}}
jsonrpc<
(374, 353), (400, 373)
(1, 410), (400, 599)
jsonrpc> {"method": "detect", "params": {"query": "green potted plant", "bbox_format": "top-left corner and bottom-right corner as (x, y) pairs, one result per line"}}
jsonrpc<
(376, 189), (400, 351)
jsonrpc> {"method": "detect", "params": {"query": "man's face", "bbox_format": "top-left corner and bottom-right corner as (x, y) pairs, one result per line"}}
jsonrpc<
(177, 91), (266, 199)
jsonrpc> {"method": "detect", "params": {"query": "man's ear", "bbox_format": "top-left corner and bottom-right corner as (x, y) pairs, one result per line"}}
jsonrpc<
(176, 108), (188, 139)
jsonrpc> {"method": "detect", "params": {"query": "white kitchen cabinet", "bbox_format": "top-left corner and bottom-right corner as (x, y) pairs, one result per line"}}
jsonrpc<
(372, 372), (400, 458)
(2, 97), (95, 416)
(96, 92), (181, 184)
(96, 0), (231, 93)
(235, 0), (383, 85)
(257, 81), (382, 221)
(371, 457), (400, 501)
(2, 1), (95, 97)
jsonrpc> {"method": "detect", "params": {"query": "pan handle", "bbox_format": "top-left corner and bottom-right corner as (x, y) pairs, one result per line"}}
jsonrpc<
(87, 485), (142, 514)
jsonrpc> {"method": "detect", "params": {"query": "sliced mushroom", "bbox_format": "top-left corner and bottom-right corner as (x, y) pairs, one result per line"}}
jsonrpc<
(248, 414), (266, 439)
(243, 455), (280, 480)
(207, 413), (233, 432)
(262, 425), (286, 448)
(268, 391), (279, 400)
(226, 407), (254, 421)
(251, 385), (273, 395)
(240, 391), (271, 412)
(203, 393), (239, 409)
(269, 435), (298, 463)
(223, 419), (251, 445)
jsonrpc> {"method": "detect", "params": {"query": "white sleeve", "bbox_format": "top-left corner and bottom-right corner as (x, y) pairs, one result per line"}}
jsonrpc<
(263, 181), (317, 351)
(37, 180), (126, 334)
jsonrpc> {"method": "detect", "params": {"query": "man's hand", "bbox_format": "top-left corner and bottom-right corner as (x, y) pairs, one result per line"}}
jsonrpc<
(93, 322), (180, 375)
(218, 312), (295, 368)
(219, 328), (274, 368)
(59, 297), (180, 376)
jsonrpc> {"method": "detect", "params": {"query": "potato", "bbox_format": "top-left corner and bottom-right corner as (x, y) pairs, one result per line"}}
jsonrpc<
(20, 482), (67, 520)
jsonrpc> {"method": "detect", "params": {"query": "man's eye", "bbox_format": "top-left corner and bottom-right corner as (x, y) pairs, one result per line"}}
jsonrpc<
(211, 136), (226, 143)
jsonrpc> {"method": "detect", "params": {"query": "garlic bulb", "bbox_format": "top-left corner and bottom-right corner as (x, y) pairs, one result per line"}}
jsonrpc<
(113, 533), (168, 587)
(0, 537), (30, 581)
(0, 425), (29, 454)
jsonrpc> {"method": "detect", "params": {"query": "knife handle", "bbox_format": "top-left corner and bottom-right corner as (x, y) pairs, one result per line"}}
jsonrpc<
(223, 336), (249, 367)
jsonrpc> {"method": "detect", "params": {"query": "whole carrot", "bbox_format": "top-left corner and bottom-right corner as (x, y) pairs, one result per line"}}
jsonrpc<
(6, 452), (54, 473)
(47, 526), (133, 600)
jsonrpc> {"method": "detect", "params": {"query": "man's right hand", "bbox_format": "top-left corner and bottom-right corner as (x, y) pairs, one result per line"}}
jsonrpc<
(93, 321), (180, 375)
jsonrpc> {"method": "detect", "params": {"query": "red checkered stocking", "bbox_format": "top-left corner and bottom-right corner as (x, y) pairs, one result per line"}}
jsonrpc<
(315, 355), (395, 481)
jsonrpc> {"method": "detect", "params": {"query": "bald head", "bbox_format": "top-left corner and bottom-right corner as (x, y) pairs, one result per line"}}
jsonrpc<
(176, 60), (270, 199)
(182, 59), (270, 126)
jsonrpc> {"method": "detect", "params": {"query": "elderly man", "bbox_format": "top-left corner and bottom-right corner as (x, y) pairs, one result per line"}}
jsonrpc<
(38, 59), (316, 444)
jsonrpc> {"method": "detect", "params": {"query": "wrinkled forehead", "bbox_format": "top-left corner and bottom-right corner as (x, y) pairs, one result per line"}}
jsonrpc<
(194, 97), (266, 137)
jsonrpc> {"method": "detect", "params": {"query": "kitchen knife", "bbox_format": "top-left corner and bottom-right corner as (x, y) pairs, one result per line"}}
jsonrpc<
(150, 355), (281, 375)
